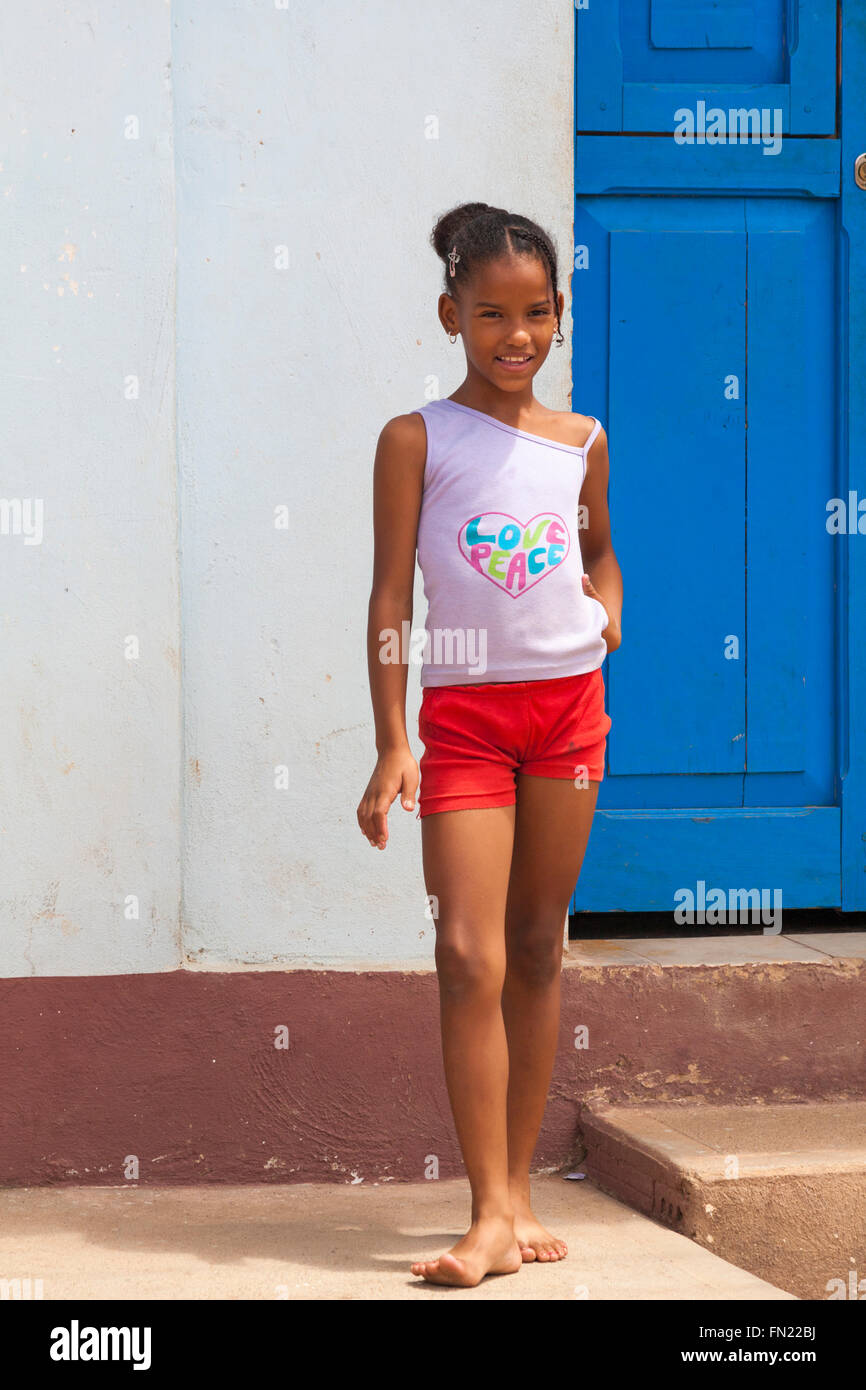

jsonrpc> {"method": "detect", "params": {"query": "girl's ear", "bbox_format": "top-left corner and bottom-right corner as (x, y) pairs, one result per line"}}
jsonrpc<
(556, 288), (565, 320)
(438, 291), (458, 335)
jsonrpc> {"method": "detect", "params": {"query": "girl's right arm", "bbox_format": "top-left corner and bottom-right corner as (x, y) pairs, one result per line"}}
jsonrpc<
(356, 411), (427, 850)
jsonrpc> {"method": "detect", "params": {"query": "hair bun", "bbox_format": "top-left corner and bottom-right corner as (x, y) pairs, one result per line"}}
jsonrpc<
(430, 202), (497, 260)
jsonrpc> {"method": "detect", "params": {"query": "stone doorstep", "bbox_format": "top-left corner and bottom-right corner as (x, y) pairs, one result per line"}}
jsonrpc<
(579, 1100), (866, 1299)
(565, 930), (866, 968)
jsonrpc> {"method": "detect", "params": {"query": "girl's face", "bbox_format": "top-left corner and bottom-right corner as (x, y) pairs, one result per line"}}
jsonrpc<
(441, 252), (564, 392)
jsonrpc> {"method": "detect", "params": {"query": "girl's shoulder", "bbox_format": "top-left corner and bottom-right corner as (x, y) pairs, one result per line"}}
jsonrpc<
(378, 408), (429, 440)
(374, 409), (428, 468)
(553, 409), (604, 451)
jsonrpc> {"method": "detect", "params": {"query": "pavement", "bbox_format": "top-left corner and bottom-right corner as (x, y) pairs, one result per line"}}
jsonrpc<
(0, 1171), (797, 1300)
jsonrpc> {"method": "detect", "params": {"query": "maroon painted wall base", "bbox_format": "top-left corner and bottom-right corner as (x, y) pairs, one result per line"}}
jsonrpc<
(2, 956), (864, 1186)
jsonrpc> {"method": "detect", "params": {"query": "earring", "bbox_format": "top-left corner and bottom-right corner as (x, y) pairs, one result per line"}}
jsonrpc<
(448, 332), (457, 344)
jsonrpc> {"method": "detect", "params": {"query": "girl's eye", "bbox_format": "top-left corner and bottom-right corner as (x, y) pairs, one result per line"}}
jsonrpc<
(480, 309), (549, 318)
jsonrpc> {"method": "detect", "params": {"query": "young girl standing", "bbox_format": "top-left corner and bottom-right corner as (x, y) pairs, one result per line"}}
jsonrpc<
(357, 202), (622, 1287)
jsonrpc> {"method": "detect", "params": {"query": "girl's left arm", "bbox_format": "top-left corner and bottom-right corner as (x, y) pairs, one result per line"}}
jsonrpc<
(578, 424), (623, 654)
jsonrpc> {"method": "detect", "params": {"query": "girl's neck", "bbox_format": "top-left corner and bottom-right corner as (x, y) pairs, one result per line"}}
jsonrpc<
(448, 379), (538, 426)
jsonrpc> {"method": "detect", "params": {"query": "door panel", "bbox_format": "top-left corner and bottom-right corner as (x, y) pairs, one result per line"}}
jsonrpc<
(575, 135), (841, 196)
(574, 195), (836, 802)
(577, 0), (836, 136)
(650, 1), (761, 51)
(606, 218), (746, 776)
(574, 808), (840, 911)
(745, 200), (836, 793)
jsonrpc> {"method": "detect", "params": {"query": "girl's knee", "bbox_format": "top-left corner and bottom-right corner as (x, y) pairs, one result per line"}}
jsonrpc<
(505, 911), (566, 987)
(434, 931), (506, 998)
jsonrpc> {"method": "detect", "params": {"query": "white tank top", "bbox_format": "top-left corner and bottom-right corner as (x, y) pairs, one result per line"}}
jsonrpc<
(412, 398), (609, 686)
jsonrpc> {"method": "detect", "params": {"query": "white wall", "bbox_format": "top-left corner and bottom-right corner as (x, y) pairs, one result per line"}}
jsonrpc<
(0, 2), (179, 976)
(2, 0), (575, 976)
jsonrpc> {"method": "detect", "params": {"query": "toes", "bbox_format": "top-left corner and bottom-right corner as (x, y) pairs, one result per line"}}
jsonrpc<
(514, 1222), (568, 1264)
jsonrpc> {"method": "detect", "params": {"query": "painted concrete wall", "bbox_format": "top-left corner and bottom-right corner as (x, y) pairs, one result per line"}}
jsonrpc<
(2, 0), (575, 976)
(1, 3), (179, 976)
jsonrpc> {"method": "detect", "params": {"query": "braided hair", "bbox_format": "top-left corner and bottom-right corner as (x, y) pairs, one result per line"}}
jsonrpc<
(430, 202), (564, 345)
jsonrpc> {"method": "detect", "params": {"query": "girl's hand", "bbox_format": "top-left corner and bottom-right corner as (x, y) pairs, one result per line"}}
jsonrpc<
(357, 747), (420, 850)
(582, 573), (621, 654)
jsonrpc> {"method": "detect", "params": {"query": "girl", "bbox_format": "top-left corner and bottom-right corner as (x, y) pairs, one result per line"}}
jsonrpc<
(356, 202), (622, 1288)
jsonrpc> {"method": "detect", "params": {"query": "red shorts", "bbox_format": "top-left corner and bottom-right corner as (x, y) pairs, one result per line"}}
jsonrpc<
(417, 668), (611, 818)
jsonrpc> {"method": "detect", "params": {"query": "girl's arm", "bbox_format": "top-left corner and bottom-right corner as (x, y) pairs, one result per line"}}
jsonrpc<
(578, 425), (623, 653)
(357, 412), (427, 849)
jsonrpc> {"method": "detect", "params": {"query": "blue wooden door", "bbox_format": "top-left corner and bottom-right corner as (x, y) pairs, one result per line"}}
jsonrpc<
(571, 2), (866, 914)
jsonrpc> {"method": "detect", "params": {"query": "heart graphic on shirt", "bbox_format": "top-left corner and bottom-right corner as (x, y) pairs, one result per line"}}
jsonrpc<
(458, 511), (571, 598)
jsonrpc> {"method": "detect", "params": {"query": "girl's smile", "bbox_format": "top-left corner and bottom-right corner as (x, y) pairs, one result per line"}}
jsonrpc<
(494, 353), (535, 373)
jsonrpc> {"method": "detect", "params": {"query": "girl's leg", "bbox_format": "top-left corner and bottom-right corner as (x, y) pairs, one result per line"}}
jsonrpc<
(502, 774), (600, 1261)
(410, 803), (523, 1287)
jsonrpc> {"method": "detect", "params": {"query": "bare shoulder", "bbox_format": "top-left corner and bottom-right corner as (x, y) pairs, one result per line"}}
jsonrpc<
(560, 409), (607, 451)
(534, 407), (605, 452)
(376, 410), (428, 465)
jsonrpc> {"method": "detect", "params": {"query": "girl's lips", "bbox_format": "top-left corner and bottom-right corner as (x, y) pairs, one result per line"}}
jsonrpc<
(495, 355), (534, 371)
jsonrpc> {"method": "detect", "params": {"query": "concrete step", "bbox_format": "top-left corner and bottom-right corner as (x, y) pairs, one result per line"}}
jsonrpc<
(579, 1099), (866, 1300)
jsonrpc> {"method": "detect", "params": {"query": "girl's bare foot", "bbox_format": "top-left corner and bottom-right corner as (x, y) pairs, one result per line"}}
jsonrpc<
(410, 1214), (523, 1287)
(510, 1191), (568, 1262)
